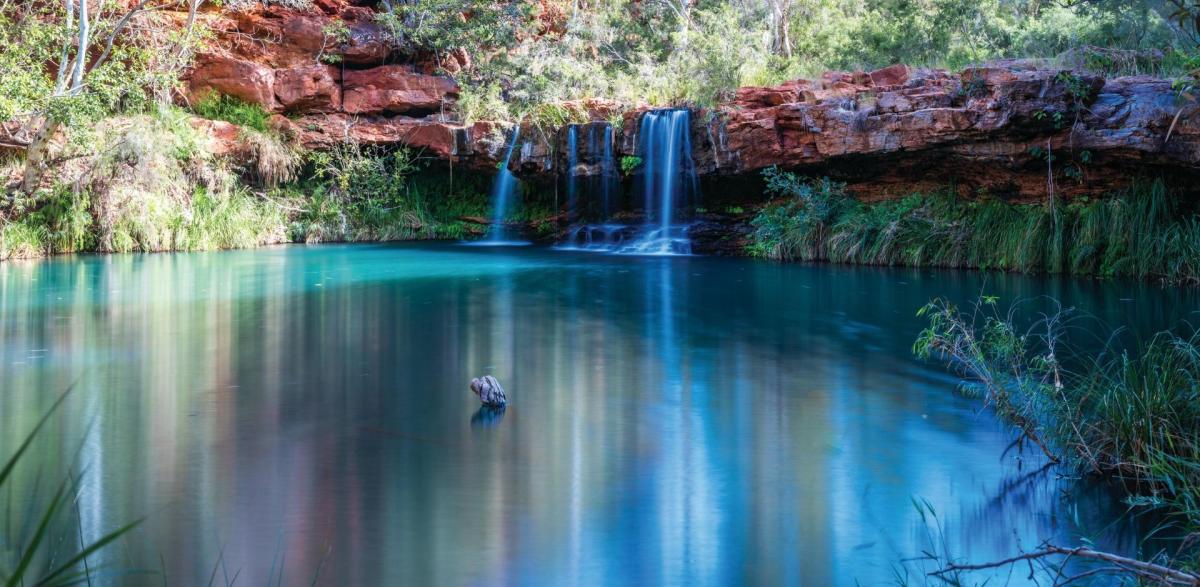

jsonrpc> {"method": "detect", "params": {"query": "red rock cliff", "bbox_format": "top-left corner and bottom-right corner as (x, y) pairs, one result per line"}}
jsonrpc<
(184, 3), (1200, 199)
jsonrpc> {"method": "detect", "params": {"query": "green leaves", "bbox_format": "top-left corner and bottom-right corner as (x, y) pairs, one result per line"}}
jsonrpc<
(192, 94), (272, 133)
(619, 155), (642, 176)
(0, 387), (142, 586)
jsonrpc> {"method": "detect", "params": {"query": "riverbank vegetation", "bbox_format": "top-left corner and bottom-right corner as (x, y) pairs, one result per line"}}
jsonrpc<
(0, 124), (534, 260)
(5, 0), (1200, 262)
(913, 297), (1200, 579)
(0, 88), (546, 260)
(749, 169), (1200, 284)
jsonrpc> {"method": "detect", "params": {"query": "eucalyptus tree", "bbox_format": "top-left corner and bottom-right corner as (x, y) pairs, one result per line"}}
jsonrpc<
(1, 0), (204, 194)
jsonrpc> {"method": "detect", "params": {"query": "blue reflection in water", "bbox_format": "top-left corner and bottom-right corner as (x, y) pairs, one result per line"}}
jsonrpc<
(0, 244), (1193, 585)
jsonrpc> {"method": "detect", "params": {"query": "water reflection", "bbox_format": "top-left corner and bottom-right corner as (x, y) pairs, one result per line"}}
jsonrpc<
(1, 245), (1196, 585)
(471, 405), (506, 428)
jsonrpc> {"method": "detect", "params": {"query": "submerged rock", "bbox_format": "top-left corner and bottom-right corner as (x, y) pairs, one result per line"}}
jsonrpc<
(470, 375), (507, 407)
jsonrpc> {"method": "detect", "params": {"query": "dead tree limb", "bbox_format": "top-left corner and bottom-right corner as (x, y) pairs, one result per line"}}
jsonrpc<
(931, 544), (1200, 586)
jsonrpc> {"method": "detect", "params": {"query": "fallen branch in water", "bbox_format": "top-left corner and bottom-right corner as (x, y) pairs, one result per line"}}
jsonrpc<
(930, 544), (1200, 585)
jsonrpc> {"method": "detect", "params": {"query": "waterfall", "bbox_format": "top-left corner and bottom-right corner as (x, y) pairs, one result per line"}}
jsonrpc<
(566, 125), (579, 221)
(563, 122), (617, 225)
(485, 126), (526, 244)
(625, 109), (697, 255)
(553, 111), (697, 255)
(591, 124), (617, 220)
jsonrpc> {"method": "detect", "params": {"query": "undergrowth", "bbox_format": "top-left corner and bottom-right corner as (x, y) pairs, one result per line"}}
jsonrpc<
(913, 296), (1200, 570)
(749, 168), (1200, 284)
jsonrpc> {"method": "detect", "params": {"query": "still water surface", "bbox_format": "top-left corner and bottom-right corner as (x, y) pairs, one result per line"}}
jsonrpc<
(1, 243), (1197, 585)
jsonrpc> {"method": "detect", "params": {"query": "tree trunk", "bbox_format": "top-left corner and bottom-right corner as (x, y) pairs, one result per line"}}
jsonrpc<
(21, 118), (61, 194)
(769, 0), (792, 58)
(54, 0), (75, 94)
(70, 0), (88, 91)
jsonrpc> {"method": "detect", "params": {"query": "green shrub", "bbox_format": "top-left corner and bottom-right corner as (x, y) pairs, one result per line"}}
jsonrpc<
(0, 217), (48, 260)
(456, 81), (510, 124)
(191, 93), (272, 133)
(293, 144), (500, 242)
(619, 156), (642, 176)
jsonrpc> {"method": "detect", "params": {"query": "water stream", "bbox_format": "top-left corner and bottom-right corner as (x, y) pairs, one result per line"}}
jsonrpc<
(624, 109), (697, 255)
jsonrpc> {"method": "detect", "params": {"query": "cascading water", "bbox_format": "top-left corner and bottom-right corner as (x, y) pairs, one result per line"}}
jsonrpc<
(590, 124), (617, 220)
(557, 122), (625, 252)
(477, 126), (529, 245)
(624, 109), (698, 255)
(566, 125), (579, 221)
(556, 112), (697, 255)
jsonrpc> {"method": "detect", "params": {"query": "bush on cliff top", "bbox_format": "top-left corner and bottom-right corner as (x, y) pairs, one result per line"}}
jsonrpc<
(749, 168), (1200, 283)
(415, 0), (1185, 119)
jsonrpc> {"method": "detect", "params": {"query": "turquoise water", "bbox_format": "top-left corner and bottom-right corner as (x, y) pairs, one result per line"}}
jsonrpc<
(1, 243), (1196, 585)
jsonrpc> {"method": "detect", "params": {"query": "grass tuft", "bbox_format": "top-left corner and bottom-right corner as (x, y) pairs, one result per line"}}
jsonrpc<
(191, 93), (273, 133)
(750, 169), (1200, 284)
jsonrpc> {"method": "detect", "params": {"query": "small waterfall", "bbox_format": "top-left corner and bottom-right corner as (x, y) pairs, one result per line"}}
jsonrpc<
(482, 126), (528, 245)
(558, 224), (639, 251)
(564, 124), (617, 221)
(590, 124), (617, 220)
(626, 109), (697, 255)
(553, 112), (698, 255)
(566, 125), (579, 221)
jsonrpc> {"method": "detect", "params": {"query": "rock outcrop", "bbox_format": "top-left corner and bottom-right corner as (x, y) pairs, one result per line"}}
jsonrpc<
(716, 64), (1200, 198)
(342, 66), (459, 115)
(181, 0), (1200, 200)
(616, 63), (1200, 199)
(182, 0), (488, 164)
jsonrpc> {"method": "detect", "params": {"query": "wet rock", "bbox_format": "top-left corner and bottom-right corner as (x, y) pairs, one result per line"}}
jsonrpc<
(470, 375), (507, 407)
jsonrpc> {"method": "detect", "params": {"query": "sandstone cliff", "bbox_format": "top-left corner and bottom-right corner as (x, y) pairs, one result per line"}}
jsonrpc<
(184, 2), (1200, 199)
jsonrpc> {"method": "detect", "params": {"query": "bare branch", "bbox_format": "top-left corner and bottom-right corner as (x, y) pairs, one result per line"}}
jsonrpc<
(931, 544), (1200, 586)
(87, 0), (155, 78)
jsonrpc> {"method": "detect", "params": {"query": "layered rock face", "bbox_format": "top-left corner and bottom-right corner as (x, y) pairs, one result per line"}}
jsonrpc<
(697, 63), (1200, 199)
(184, 1), (1200, 199)
(183, 0), (501, 166)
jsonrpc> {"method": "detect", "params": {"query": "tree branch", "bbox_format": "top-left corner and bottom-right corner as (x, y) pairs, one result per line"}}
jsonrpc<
(931, 544), (1200, 586)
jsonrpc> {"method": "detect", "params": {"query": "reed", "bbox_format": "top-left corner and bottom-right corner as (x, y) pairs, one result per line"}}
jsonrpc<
(750, 169), (1200, 284)
(914, 297), (1200, 530)
(0, 388), (142, 586)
